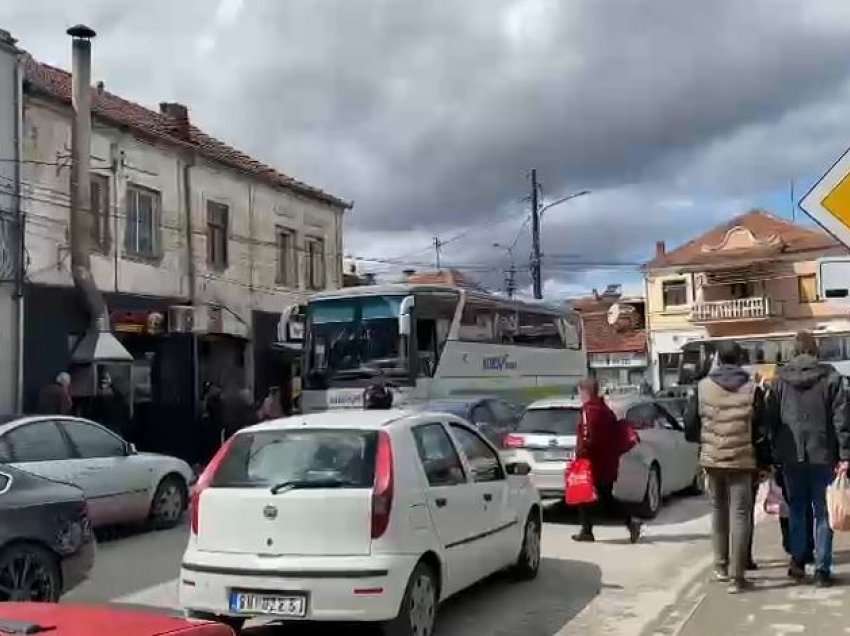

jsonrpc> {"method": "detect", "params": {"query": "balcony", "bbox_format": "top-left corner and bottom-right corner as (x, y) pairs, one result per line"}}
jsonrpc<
(690, 296), (782, 323)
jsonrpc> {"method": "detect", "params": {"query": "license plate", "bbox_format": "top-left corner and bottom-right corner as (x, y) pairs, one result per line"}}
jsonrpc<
(229, 591), (307, 617)
(540, 449), (573, 462)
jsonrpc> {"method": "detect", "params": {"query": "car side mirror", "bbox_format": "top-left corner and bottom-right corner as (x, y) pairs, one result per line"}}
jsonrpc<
(505, 461), (531, 476)
(126, 443), (137, 456)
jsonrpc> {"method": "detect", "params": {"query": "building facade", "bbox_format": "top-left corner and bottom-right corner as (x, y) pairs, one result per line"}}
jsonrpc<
(644, 210), (848, 390)
(12, 49), (349, 458)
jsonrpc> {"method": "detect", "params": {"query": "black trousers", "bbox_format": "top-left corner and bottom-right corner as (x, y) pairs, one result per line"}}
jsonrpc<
(579, 482), (632, 534)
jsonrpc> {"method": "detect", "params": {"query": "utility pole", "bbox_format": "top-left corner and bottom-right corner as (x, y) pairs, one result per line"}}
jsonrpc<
(433, 235), (443, 270)
(530, 169), (542, 299)
(493, 242), (516, 298)
(505, 263), (516, 298)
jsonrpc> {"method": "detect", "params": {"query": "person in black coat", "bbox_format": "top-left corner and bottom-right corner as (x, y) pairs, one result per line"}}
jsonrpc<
(766, 331), (850, 587)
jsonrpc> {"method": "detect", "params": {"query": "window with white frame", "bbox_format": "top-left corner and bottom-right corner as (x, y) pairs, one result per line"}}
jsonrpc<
(305, 236), (326, 290)
(125, 184), (161, 258)
(276, 226), (296, 287)
(206, 200), (229, 270)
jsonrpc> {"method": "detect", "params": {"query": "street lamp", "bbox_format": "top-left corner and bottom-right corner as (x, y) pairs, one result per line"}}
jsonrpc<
(539, 190), (591, 219)
(530, 179), (590, 299)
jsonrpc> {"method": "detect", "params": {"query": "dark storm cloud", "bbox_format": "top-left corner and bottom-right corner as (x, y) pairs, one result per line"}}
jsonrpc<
(5, 1), (850, 295)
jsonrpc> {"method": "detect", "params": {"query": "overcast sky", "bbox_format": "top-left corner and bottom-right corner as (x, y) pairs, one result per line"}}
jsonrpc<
(4, 0), (850, 298)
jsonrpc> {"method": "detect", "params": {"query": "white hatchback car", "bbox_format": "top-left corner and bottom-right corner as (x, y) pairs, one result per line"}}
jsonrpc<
(0, 415), (194, 529)
(503, 395), (700, 517)
(180, 409), (542, 634)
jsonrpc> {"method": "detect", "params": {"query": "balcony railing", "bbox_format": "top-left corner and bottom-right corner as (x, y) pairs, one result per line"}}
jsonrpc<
(690, 296), (781, 322)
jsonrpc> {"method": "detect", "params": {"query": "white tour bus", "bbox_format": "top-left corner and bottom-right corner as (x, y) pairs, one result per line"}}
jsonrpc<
(285, 284), (586, 412)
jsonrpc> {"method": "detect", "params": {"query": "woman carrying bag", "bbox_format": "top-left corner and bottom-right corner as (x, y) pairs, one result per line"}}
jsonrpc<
(570, 378), (642, 544)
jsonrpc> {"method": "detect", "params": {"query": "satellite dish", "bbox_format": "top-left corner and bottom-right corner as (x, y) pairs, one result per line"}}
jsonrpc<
(607, 303), (621, 325)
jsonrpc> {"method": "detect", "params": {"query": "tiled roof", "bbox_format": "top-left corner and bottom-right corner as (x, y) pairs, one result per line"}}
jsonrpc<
(405, 269), (487, 291)
(646, 209), (842, 269)
(582, 311), (646, 354)
(22, 56), (350, 209)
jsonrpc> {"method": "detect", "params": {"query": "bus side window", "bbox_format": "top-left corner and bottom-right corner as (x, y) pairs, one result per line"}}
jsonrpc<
(515, 312), (564, 349)
(459, 302), (496, 343)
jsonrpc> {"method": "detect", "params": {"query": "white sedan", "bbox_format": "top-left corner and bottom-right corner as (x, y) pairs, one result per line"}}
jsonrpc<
(0, 415), (194, 529)
(503, 395), (701, 517)
(181, 409), (541, 635)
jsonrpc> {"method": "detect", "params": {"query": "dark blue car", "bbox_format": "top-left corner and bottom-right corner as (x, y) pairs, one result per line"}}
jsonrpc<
(416, 396), (521, 447)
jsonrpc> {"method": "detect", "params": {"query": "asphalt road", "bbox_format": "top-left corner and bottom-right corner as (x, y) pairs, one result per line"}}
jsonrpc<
(63, 495), (713, 635)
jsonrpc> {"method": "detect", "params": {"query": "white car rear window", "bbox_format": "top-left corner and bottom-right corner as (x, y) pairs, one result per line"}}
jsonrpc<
(212, 429), (377, 489)
(517, 408), (580, 436)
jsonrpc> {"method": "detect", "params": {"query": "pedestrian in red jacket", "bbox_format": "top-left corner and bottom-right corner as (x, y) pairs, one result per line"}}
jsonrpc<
(573, 378), (642, 544)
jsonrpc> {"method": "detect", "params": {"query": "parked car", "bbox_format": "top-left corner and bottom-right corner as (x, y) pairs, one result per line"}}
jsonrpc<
(0, 415), (195, 529)
(181, 409), (541, 634)
(0, 603), (235, 635)
(416, 396), (521, 446)
(503, 395), (701, 517)
(0, 463), (95, 602)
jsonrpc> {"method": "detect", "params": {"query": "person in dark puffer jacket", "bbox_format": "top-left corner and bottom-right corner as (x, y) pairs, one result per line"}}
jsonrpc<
(767, 331), (850, 588)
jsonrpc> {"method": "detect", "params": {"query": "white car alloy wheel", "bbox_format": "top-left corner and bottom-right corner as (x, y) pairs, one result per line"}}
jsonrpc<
(409, 570), (436, 636)
(384, 562), (437, 636)
(639, 465), (661, 519)
(513, 514), (541, 580)
(150, 476), (186, 529)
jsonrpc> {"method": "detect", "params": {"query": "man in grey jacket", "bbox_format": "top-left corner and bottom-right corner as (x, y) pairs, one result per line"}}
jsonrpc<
(767, 331), (850, 588)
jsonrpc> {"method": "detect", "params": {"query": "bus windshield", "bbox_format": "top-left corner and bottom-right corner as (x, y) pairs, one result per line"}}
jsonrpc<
(304, 295), (409, 388)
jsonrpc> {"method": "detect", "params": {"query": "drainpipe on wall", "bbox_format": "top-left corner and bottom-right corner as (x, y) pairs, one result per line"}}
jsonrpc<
(13, 43), (24, 411)
(182, 155), (195, 304)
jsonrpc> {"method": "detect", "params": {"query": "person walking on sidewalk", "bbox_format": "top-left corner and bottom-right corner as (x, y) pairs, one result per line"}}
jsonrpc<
(572, 377), (642, 544)
(685, 341), (769, 594)
(767, 331), (850, 588)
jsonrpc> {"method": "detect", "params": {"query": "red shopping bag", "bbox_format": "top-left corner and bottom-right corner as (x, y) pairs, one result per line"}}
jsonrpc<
(565, 458), (598, 505)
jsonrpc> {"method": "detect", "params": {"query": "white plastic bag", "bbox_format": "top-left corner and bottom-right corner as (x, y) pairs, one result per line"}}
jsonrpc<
(827, 474), (850, 532)
(763, 478), (789, 518)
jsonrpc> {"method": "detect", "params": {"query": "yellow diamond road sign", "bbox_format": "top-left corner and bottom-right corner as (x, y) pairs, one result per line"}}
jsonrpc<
(801, 147), (850, 249)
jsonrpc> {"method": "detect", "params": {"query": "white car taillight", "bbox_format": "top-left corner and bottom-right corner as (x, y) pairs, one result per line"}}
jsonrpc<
(371, 431), (394, 539)
(502, 433), (526, 449)
(190, 436), (234, 535)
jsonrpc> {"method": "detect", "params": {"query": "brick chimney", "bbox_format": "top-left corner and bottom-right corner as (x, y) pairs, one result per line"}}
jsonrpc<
(159, 102), (190, 140)
(655, 241), (666, 258)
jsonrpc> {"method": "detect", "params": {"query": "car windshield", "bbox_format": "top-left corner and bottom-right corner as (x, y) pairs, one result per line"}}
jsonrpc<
(211, 429), (378, 489)
(517, 408), (580, 436)
(304, 296), (409, 388)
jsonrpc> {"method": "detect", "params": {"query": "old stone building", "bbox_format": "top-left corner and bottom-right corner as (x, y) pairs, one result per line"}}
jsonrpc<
(6, 38), (350, 458)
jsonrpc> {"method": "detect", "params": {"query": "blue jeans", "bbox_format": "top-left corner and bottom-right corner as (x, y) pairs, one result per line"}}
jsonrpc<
(783, 464), (834, 574)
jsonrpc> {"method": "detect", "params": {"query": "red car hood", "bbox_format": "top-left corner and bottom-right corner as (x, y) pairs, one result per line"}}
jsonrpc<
(0, 604), (233, 636)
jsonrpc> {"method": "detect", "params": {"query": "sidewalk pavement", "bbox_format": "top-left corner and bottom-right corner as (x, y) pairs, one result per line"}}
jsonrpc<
(651, 516), (850, 635)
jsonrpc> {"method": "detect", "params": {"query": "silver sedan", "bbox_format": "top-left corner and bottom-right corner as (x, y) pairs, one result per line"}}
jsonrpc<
(0, 415), (194, 529)
(502, 395), (701, 517)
